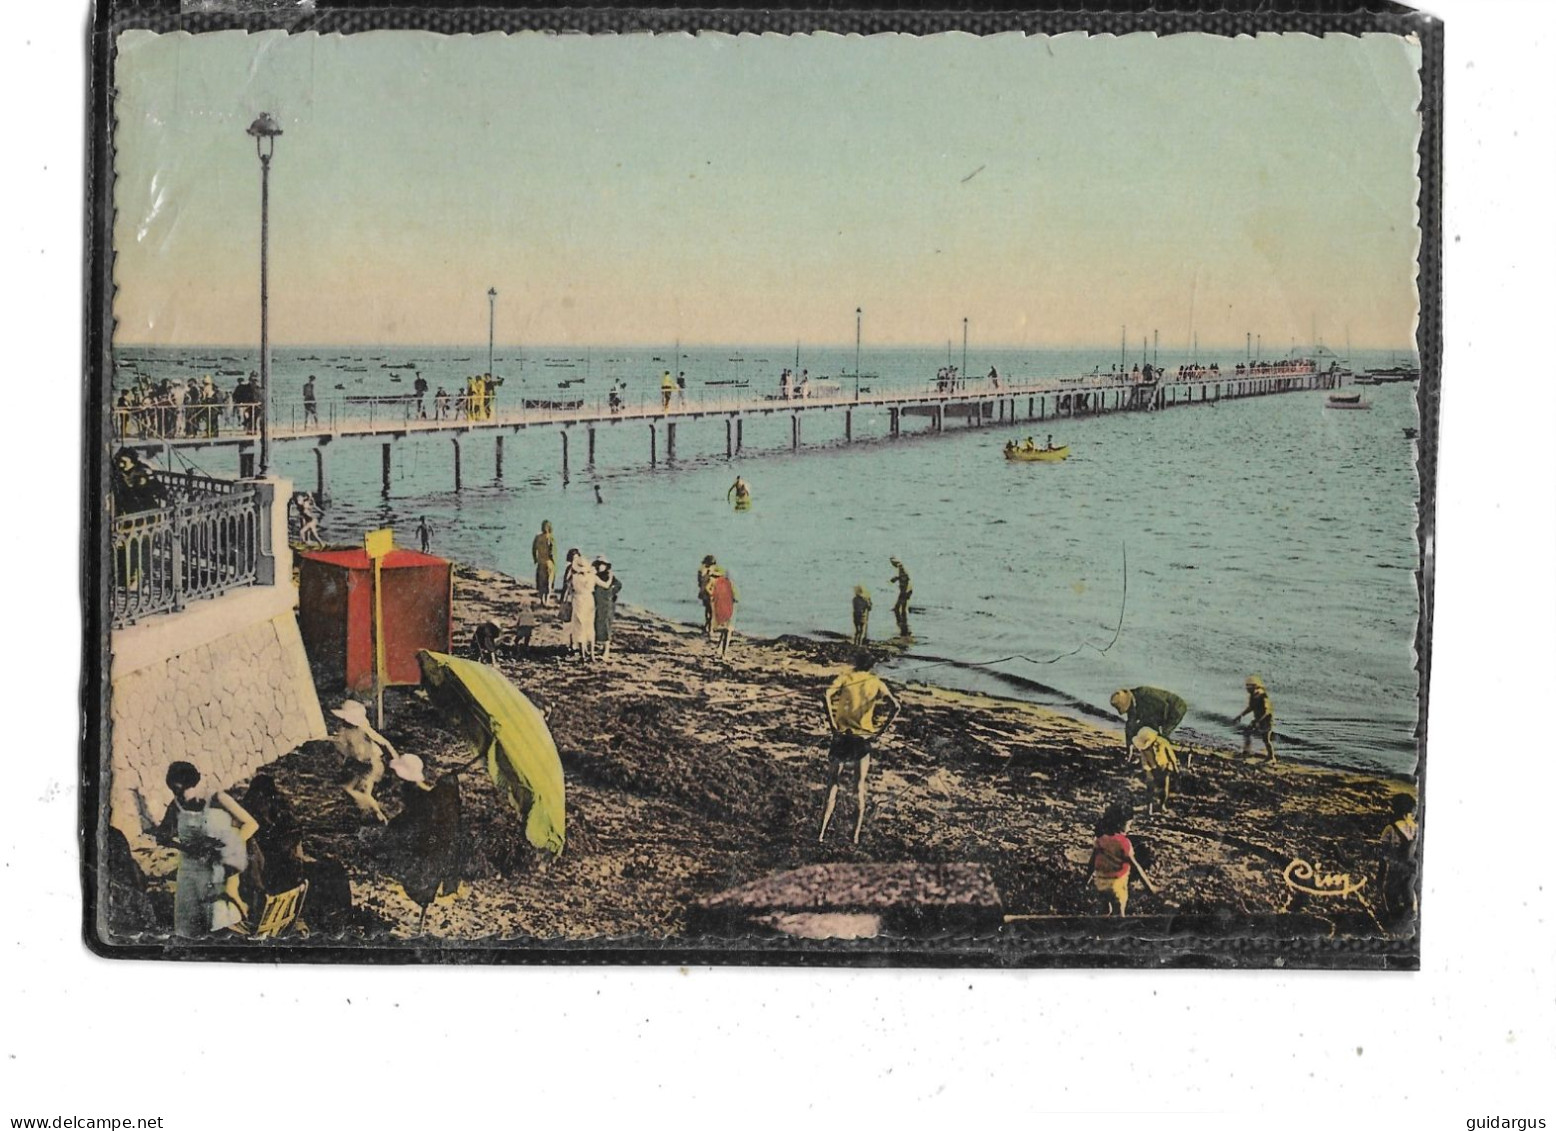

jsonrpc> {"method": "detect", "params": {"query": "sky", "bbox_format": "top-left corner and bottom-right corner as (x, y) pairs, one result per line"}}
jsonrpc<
(112, 30), (1423, 349)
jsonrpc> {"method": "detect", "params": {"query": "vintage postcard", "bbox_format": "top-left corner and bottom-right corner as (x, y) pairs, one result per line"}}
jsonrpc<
(86, 4), (1438, 966)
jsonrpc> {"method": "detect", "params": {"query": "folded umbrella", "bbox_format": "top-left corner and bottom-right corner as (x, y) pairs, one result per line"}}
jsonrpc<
(416, 650), (566, 855)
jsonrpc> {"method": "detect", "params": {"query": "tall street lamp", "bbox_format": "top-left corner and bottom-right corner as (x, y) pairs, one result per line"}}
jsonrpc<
(248, 112), (282, 476)
(487, 287), (498, 379)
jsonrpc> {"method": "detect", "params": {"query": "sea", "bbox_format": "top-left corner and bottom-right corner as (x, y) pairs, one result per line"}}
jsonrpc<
(113, 343), (1424, 777)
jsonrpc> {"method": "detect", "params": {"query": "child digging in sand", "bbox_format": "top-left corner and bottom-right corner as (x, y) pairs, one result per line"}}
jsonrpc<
(1088, 803), (1157, 917)
(1131, 726), (1181, 815)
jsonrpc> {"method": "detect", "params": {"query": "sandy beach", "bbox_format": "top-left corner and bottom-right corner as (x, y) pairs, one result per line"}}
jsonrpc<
(236, 565), (1417, 956)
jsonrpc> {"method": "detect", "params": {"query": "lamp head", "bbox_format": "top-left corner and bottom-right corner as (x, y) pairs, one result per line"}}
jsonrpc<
(488, 287), (498, 298)
(247, 112), (283, 140)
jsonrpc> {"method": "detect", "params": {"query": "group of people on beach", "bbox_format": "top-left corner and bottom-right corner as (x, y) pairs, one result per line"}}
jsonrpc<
(849, 557), (914, 645)
(117, 757), (350, 940)
(1088, 676), (1415, 925)
(528, 520), (621, 663)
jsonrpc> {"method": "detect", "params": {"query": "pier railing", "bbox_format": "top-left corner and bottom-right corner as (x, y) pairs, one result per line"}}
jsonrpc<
(111, 474), (262, 627)
(114, 361), (1337, 450)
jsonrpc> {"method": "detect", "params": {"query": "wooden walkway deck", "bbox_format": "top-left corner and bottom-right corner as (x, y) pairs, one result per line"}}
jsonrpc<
(116, 367), (1341, 496)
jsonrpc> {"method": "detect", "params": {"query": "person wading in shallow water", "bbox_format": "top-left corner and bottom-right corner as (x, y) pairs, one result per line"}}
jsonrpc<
(888, 557), (912, 631)
(851, 585), (872, 646)
(1233, 675), (1276, 763)
(819, 650), (900, 845)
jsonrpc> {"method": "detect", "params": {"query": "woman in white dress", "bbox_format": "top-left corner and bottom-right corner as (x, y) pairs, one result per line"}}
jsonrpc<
(566, 551), (604, 662)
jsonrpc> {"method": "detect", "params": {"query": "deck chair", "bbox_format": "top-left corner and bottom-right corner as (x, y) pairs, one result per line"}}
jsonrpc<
(253, 880), (310, 939)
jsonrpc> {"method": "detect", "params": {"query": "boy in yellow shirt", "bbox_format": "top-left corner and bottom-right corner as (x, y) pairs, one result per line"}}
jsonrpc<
(819, 651), (900, 844)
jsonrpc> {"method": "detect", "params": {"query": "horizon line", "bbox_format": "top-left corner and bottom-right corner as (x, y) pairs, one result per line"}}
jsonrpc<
(114, 339), (1419, 353)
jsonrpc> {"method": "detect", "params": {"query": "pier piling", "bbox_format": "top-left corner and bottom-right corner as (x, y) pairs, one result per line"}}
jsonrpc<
(725, 418), (733, 458)
(451, 437), (462, 491)
(587, 427), (596, 468)
(667, 422), (677, 461)
(736, 418), (744, 452)
(380, 442), (391, 496)
(845, 410), (852, 442)
(560, 430), (570, 482)
(313, 444), (327, 502)
(495, 434), (503, 479)
(791, 415), (800, 449)
(650, 424), (658, 467)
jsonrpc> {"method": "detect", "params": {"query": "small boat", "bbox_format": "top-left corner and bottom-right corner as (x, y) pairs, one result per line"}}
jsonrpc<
(1004, 443), (1070, 462)
(389, 375), (403, 382)
(1403, 427), (1418, 439)
(1326, 393), (1371, 410)
(333, 383), (345, 390)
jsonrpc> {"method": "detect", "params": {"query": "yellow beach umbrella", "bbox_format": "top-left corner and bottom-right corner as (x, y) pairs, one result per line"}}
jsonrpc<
(416, 650), (566, 855)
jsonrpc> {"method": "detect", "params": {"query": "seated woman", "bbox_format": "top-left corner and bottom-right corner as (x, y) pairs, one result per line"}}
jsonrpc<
(239, 774), (356, 936)
(154, 761), (257, 937)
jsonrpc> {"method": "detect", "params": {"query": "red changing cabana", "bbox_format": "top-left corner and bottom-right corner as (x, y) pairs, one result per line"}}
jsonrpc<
(297, 547), (453, 693)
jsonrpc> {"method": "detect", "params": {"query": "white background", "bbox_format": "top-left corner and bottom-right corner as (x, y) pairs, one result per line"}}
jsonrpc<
(1, 3), (1551, 1127)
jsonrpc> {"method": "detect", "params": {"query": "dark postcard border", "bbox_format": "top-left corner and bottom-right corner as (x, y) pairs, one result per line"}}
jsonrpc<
(83, 0), (1441, 969)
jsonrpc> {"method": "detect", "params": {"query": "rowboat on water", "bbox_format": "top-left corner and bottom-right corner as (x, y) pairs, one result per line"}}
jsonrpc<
(1326, 392), (1371, 410)
(1004, 442), (1070, 462)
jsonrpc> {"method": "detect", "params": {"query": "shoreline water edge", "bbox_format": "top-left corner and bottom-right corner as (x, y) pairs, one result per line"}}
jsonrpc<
(110, 560), (1419, 957)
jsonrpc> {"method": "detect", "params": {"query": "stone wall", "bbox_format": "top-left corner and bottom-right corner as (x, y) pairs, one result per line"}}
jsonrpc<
(107, 477), (327, 859)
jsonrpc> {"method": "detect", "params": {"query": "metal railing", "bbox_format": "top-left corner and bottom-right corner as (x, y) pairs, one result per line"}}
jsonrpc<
(111, 479), (262, 627)
(113, 362), (1332, 449)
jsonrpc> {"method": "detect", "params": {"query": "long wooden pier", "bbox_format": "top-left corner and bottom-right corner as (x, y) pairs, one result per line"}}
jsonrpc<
(116, 365), (1342, 498)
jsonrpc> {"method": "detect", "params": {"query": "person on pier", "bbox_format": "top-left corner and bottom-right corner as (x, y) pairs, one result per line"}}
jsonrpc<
(434, 385), (451, 421)
(413, 372), (429, 419)
(661, 371), (676, 411)
(532, 520), (557, 606)
(303, 374), (319, 427)
(819, 650), (900, 845)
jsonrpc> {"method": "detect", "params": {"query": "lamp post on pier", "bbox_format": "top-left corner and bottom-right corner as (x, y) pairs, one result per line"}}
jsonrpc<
(247, 112), (282, 476)
(962, 317), (968, 381)
(854, 307), (863, 378)
(487, 287), (497, 380)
